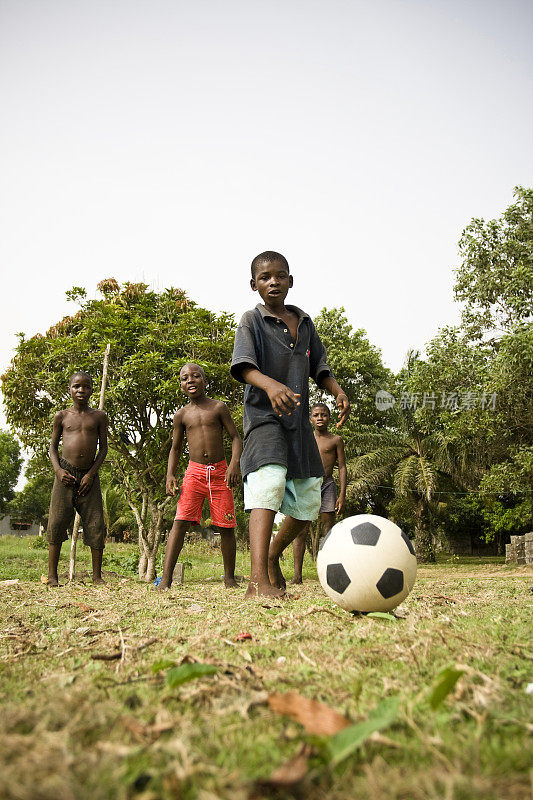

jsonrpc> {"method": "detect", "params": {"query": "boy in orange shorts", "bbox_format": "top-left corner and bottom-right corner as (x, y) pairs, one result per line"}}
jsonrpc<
(158, 363), (242, 589)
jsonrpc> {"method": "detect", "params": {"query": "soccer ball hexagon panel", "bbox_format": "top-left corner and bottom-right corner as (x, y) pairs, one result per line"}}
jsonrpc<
(316, 514), (417, 612)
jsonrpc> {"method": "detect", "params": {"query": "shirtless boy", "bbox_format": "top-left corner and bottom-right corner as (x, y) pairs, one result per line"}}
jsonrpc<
(159, 363), (242, 589)
(291, 402), (347, 583)
(46, 372), (108, 585)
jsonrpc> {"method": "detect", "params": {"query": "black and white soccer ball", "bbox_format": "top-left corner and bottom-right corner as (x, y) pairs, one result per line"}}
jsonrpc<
(316, 514), (417, 612)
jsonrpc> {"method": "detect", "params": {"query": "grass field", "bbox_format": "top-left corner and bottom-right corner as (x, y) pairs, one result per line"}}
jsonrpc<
(0, 535), (531, 800)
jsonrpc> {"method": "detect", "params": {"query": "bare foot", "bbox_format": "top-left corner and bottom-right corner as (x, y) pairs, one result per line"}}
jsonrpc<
(290, 576), (303, 585)
(224, 577), (240, 588)
(92, 576), (106, 585)
(46, 576), (59, 587)
(268, 556), (287, 590)
(245, 580), (286, 599)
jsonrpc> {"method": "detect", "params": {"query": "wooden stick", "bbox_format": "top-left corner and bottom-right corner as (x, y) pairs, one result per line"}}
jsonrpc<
(69, 344), (111, 582)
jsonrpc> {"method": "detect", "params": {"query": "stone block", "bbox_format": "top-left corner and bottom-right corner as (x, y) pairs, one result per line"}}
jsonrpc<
(172, 562), (185, 584)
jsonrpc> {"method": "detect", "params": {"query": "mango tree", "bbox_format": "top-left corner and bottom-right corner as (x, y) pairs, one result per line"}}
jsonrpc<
(2, 279), (241, 580)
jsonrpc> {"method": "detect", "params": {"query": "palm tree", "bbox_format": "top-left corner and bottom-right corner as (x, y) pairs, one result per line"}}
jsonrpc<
(349, 415), (457, 562)
(101, 484), (134, 541)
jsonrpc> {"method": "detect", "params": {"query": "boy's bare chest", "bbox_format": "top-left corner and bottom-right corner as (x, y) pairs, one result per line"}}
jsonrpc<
(183, 406), (221, 431)
(316, 436), (337, 458)
(63, 413), (98, 436)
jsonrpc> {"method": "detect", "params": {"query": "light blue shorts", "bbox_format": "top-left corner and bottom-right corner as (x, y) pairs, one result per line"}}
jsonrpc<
(243, 464), (322, 521)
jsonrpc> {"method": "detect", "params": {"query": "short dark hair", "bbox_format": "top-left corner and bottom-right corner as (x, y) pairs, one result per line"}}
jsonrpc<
(311, 402), (331, 417)
(251, 251), (290, 278)
(180, 362), (206, 380)
(69, 371), (93, 388)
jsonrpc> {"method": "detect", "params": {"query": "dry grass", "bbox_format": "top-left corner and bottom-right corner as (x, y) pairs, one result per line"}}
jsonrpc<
(0, 538), (531, 800)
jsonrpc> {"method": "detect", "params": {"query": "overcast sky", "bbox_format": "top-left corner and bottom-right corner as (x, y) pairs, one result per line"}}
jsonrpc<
(1, 0), (532, 433)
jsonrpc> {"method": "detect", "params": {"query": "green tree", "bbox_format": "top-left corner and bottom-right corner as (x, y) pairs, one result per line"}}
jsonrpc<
(100, 479), (136, 541)
(313, 307), (392, 427)
(455, 185), (533, 336)
(348, 405), (457, 562)
(8, 471), (53, 523)
(312, 308), (394, 518)
(2, 280), (242, 580)
(478, 447), (533, 544)
(0, 430), (22, 512)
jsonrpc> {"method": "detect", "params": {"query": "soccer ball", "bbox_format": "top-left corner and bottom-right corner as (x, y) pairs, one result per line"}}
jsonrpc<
(316, 514), (417, 612)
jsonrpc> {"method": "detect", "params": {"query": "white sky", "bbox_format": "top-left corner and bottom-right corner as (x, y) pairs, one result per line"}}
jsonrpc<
(1, 0), (532, 434)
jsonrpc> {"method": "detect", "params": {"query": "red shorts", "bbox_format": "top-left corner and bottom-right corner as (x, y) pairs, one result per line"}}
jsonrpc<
(174, 460), (236, 528)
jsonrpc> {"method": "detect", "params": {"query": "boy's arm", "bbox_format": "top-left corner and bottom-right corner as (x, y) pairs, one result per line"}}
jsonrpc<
(335, 436), (347, 514)
(219, 405), (242, 489)
(49, 411), (77, 487)
(166, 411), (185, 495)
(317, 375), (350, 427)
(78, 411), (109, 496)
(240, 366), (301, 417)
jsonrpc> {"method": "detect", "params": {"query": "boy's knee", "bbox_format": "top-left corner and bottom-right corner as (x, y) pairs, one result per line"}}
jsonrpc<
(244, 464), (287, 512)
(46, 529), (69, 546)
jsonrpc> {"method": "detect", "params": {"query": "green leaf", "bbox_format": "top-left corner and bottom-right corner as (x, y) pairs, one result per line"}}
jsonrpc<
(327, 696), (399, 766)
(429, 667), (464, 709)
(366, 611), (397, 621)
(165, 662), (218, 688)
(151, 658), (177, 674)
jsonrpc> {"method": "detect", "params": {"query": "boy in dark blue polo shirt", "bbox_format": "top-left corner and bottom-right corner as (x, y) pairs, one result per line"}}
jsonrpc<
(231, 251), (350, 598)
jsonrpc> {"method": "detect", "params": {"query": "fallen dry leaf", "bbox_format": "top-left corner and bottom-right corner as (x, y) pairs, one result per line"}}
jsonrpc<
(250, 743), (312, 797)
(121, 712), (175, 743)
(72, 600), (98, 612)
(268, 692), (350, 735)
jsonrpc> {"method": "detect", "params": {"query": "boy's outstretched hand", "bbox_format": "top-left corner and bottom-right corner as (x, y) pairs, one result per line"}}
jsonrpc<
(166, 476), (179, 495)
(266, 381), (301, 417)
(335, 393), (350, 427)
(225, 462), (240, 489)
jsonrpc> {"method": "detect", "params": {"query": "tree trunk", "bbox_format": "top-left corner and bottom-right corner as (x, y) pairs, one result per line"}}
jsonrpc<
(144, 553), (157, 583)
(130, 497), (165, 582)
(68, 515), (82, 581)
(138, 550), (148, 580)
(413, 500), (436, 563)
(414, 523), (436, 562)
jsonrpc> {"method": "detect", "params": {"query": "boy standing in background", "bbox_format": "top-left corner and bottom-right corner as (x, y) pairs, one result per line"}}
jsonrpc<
(46, 372), (108, 585)
(159, 363), (242, 589)
(291, 402), (347, 584)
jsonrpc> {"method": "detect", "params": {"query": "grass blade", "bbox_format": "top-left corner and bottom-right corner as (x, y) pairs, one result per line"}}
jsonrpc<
(165, 662), (218, 688)
(151, 658), (177, 674)
(327, 696), (399, 766)
(429, 667), (464, 709)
